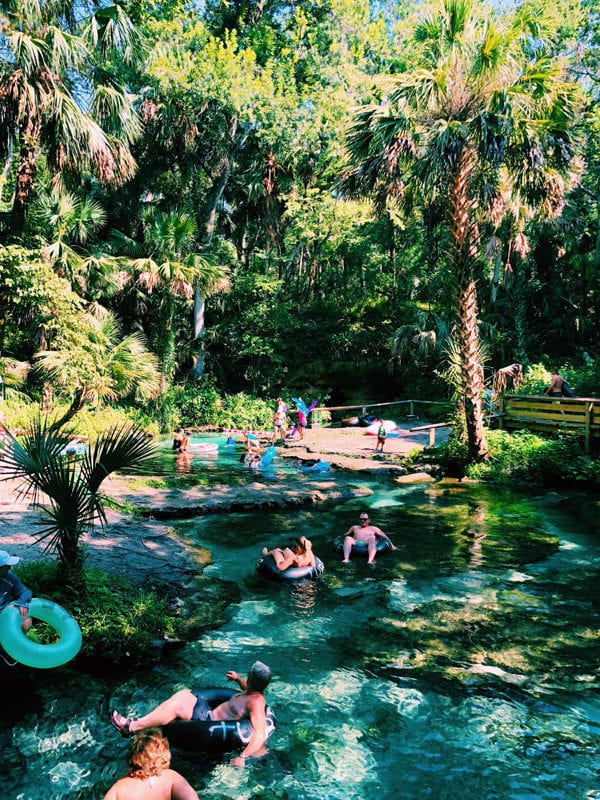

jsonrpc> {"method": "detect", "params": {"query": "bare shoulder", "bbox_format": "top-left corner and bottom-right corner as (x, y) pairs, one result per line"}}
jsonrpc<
(170, 770), (199, 800)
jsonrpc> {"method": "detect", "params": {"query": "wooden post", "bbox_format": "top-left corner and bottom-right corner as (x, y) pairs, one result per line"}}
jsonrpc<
(429, 427), (435, 447)
(498, 396), (505, 430)
(585, 402), (592, 454)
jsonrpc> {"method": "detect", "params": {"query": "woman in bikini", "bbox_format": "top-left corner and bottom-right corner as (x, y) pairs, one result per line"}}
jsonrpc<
(262, 536), (316, 571)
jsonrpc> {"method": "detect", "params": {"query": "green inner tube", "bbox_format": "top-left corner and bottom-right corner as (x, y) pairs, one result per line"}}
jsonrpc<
(0, 597), (82, 669)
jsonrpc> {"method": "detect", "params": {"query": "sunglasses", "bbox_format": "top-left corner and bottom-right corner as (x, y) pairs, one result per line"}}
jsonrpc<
(360, 517), (369, 521)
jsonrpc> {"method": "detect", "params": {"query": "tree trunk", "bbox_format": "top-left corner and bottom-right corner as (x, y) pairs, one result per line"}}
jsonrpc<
(449, 149), (488, 460)
(11, 118), (41, 233)
(50, 388), (87, 430)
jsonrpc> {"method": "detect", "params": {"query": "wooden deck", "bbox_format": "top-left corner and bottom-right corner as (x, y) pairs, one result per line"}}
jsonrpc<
(496, 395), (600, 453)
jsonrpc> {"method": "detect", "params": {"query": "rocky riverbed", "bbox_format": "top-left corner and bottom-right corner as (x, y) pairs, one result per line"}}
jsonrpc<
(0, 422), (449, 586)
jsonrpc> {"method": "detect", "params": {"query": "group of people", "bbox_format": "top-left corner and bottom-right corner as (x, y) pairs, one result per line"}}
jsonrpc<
(172, 428), (190, 452)
(263, 513), (398, 571)
(104, 513), (396, 795)
(272, 397), (308, 443)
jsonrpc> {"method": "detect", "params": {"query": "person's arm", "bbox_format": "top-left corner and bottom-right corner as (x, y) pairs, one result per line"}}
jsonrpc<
(8, 573), (32, 607)
(171, 771), (199, 800)
(226, 670), (247, 691)
(231, 695), (268, 767)
(344, 526), (356, 537)
(373, 527), (398, 550)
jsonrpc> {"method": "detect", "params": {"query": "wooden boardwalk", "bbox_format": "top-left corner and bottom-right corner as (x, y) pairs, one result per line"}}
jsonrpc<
(496, 395), (600, 453)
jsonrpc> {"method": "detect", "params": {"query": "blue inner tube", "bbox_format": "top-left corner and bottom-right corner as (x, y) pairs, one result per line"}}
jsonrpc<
(256, 554), (325, 582)
(333, 534), (392, 558)
(162, 688), (276, 753)
(0, 597), (82, 669)
(259, 446), (276, 467)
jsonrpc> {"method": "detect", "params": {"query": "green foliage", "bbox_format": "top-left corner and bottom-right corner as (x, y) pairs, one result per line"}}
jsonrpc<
(520, 363), (552, 395)
(172, 379), (273, 429)
(466, 430), (600, 488)
(0, 399), (160, 439)
(431, 435), (471, 477)
(434, 428), (600, 488)
(16, 561), (177, 669)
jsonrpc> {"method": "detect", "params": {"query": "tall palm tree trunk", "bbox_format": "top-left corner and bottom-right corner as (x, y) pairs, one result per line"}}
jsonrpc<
(449, 149), (488, 460)
(11, 118), (41, 233)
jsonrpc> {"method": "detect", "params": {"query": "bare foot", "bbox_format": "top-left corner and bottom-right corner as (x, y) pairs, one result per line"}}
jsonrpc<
(262, 547), (268, 556)
(342, 559), (350, 564)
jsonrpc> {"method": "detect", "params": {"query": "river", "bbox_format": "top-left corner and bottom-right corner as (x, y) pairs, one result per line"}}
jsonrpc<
(2, 448), (600, 799)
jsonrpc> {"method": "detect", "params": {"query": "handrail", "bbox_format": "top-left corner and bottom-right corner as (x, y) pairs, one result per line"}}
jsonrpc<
(312, 399), (452, 416)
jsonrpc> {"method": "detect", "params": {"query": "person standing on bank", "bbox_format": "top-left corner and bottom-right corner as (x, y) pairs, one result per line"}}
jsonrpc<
(375, 421), (387, 452)
(341, 514), (398, 564)
(0, 550), (32, 633)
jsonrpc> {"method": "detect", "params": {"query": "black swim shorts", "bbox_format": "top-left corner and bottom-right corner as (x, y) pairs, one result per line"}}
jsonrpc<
(192, 695), (213, 721)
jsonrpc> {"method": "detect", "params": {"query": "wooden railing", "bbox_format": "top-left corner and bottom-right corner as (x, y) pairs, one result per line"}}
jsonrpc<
(496, 395), (600, 453)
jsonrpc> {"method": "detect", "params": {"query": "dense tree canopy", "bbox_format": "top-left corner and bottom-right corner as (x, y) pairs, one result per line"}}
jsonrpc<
(1, 0), (599, 433)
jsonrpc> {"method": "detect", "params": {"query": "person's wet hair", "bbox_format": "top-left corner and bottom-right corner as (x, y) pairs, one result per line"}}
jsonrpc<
(127, 728), (171, 779)
(247, 661), (271, 692)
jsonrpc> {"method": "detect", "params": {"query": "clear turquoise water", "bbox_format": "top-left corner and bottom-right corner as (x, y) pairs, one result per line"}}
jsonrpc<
(2, 455), (600, 799)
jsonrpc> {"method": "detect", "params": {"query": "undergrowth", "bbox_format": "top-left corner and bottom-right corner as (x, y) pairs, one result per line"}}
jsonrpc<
(16, 561), (179, 671)
(434, 429), (600, 489)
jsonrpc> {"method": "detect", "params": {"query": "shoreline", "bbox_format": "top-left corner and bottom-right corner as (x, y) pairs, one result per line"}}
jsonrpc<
(0, 423), (447, 585)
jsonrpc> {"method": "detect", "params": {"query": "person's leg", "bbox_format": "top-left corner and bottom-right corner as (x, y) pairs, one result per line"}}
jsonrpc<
(263, 547), (294, 570)
(342, 536), (355, 563)
(112, 689), (197, 734)
(367, 537), (377, 564)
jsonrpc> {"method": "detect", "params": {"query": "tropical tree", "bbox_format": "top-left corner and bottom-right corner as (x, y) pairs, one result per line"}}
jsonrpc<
(34, 305), (162, 426)
(341, 0), (581, 458)
(0, 418), (155, 571)
(110, 208), (230, 380)
(0, 0), (141, 233)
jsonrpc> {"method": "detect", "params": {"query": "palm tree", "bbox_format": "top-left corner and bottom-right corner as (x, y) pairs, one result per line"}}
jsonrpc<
(34, 305), (162, 427)
(111, 208), (229, 380)
(0, 418), (156, 572)
(341, 0), (580, 459)
(0, 0), (141, 232)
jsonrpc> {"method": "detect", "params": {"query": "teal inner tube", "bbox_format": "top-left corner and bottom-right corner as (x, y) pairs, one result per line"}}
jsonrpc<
(0, 597), (82, 669)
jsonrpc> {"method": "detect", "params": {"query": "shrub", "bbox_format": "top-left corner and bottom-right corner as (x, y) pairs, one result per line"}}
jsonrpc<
(466, 429), (598, 488)
(173, 379), (273, 429)
(0, 399), (160, 439)
(16, 561), (178, 670)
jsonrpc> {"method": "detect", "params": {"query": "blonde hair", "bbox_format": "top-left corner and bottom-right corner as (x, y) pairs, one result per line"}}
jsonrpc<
(294, 536), (312, 554)
(127, 728), (171, 780)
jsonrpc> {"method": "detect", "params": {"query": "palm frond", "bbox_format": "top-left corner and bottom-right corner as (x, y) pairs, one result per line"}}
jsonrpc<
(81, 423), (156, 496)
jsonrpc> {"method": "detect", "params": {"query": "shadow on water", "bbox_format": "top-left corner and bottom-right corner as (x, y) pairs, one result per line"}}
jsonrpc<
(3, 449), (600, 799)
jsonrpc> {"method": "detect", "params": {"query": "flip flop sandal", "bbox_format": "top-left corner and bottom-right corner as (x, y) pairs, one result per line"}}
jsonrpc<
(110, 710), (133, 737)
